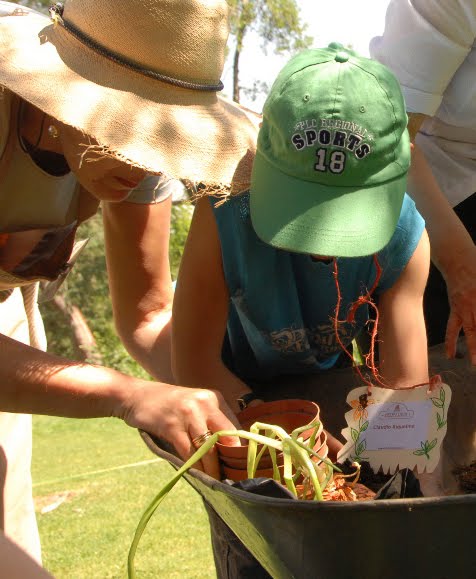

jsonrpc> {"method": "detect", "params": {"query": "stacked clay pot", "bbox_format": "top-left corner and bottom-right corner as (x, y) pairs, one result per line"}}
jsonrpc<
(217, 399), (329, 482)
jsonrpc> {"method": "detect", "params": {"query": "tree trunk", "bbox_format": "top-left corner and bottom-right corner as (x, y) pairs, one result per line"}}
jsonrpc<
(51, 294), (102, 365)
(233, 46), (241, 103)
(233, 19), (248, 103)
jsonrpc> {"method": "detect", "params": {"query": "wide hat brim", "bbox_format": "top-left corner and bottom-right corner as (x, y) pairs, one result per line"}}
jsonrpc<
(0, 9), (258, 185)
(250, 151), (406, 258)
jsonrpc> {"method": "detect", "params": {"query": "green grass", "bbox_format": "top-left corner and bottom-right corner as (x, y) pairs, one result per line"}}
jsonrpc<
(32, 416), (216, 578)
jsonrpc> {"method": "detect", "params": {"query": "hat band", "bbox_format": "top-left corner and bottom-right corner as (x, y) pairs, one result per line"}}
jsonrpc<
(48, 3), (224, 92)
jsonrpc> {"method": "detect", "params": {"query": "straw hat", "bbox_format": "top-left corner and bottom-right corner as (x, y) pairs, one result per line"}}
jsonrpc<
(0, 0), (258, 186)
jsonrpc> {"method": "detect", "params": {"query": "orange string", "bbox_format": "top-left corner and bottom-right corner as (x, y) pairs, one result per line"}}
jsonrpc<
(332, 255), (387, 392)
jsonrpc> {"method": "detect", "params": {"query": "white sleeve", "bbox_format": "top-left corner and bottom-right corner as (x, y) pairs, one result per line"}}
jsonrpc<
(126, 174), (188, 204)
(369, 0), (476, 115)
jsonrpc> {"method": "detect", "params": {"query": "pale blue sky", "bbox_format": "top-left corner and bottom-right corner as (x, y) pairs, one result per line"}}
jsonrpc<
(223, 0), (391, 111)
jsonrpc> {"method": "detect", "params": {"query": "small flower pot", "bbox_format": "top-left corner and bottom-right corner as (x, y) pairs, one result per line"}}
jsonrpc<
(221, 428), (329, 483)
(219, 414), (324, 469)
(217, 399), (322, 473)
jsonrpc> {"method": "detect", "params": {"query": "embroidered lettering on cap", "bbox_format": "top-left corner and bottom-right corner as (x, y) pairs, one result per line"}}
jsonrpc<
(291, 116), (372, 175)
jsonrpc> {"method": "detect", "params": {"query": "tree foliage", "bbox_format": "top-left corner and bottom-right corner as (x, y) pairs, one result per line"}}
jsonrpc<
(169, 203), (194, 281)
(13, 0), (49, 12)
(227, 0), (312, 102)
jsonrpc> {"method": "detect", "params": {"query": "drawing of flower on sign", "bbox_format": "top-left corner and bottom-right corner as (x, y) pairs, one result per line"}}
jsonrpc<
(348, 394), (375, 462)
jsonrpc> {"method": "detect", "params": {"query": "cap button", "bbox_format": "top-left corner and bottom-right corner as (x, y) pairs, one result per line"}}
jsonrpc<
(335, 51), (349, 63)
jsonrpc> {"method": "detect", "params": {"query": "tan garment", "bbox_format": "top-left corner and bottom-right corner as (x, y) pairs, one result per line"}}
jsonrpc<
(0, 88), (79, 563)
(0, 88), (79, 233)
(0, 288), (42, 563)
(0, 87), (159, 562)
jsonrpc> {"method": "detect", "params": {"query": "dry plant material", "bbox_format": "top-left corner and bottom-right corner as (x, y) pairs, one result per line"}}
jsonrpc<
(323, 477), (375, 502)
(453, 461), (476, 494)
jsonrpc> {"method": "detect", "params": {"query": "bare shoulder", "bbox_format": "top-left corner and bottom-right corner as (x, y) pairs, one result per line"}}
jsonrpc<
(385, 228), (430, 298)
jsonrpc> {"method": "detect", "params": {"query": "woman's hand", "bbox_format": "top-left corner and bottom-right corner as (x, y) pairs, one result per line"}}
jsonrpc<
(444, 244), (476, 365)
(119, 382), (241, 479)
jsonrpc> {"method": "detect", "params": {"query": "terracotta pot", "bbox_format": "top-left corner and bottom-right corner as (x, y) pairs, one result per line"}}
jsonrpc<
(222, 430), (329, 483)
(238, 399), (321, 435)
(217, 399), (322, 471)
(219, 417), (324, 469)
(222, 462), (285, 482)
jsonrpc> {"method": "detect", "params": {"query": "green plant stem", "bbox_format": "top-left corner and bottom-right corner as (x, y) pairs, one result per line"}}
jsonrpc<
(128, 426), (336, 578)
(282, 438), (297, 495)
(127, 432), (222, 578)
(293, 439), (342, 473)
(320, 463), (334, 492)
(289, 440), (323, 501)
(249, 422), (290, 480)
(291, 420), (321, 448)
(128, 429), (285, 578)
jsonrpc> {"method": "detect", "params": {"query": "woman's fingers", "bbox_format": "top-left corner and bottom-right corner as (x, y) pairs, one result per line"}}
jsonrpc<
(171, 387), (239, 478)
(445, 253), (476, 365)
(446, 294), (476, 365)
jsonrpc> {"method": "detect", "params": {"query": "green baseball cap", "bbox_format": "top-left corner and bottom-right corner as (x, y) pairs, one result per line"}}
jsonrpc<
(250, 43), (411, 257)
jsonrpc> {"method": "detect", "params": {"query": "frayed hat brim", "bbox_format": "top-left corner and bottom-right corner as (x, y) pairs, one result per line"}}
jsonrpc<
(0, 8), (258, 186)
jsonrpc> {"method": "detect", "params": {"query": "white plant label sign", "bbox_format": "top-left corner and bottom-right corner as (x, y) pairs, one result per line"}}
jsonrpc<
(337, 382), (452, 474)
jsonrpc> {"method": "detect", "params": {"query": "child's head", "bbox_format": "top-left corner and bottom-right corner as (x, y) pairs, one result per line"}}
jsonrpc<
(250, 43), (410, 258)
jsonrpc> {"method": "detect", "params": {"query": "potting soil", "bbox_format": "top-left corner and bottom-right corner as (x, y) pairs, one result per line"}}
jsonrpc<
(453, 460), (476, 493)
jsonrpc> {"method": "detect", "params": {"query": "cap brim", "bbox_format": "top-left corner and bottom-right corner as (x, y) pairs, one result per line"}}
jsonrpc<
(250, 151), (406, 258)
(0, 11), (258, 184)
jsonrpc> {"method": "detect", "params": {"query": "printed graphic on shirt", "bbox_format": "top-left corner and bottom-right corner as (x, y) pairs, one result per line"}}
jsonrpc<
(267, 321), (355, 360)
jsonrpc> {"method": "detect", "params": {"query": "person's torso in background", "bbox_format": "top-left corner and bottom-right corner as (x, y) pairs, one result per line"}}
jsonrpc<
(417, 40), (476, 207)
(370, 0), (476, 207)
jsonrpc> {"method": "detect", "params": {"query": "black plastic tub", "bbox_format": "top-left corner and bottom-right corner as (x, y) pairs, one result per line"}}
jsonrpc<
(141, 433), (476, 579)
(140, 343), (476, 579)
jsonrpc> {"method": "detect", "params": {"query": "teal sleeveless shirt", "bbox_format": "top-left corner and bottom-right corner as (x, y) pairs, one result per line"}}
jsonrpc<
(211, 193), (424, 383)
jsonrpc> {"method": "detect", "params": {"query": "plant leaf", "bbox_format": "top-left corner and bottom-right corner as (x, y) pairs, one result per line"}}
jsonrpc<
(439, 388), (445, 403)
(351, 428), (359, 441)
(361, 421), (369, 432)
(413, 449), (427, 456)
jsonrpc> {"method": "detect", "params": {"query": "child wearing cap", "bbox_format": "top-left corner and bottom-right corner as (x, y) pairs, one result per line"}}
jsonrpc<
(172, 44), (430, 576)
(173, 43), (429, 411)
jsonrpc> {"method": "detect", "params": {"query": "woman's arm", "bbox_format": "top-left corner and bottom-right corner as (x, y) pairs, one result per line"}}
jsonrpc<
(0, 330), (238, 473)
(102, 196), (174, 382)
(377, 230), (430, 388)
(407, 115), (476, 364)
(172, 197), (254, 415)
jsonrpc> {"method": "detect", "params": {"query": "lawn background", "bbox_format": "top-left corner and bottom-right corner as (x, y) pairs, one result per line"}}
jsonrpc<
(32, 415), (216, 578)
